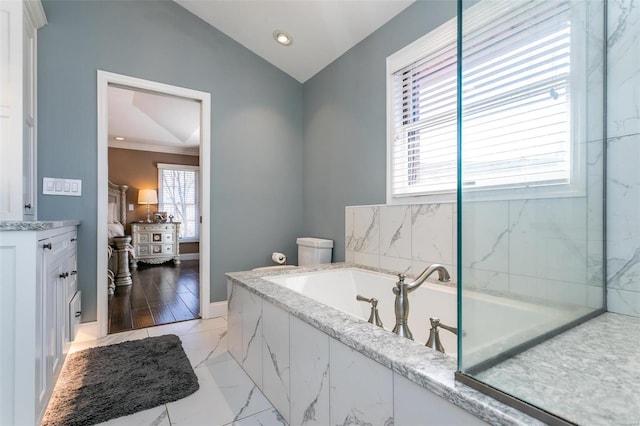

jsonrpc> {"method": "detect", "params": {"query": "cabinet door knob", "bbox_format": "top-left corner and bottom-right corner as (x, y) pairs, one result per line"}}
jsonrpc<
(43, 243), (52, 250)
(75, 311), (81, 318)
(59, 272), (69, 278)
(24, 203), (32, 209)
(70, 270), (77, 276)
(71, 238), (77, 242)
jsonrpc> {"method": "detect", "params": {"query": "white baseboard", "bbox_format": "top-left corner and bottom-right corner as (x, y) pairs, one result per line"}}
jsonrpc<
(74, 321), (99, 342)
(209, 301), (227, 318)
(181, 253), (200, 261)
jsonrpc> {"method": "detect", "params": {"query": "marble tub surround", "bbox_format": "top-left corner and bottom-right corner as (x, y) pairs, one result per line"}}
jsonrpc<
(226, 264), (543, 426)
(0, 220), (80, 231)
(346, 203), (457, 282)
(347, 201), (603, 311)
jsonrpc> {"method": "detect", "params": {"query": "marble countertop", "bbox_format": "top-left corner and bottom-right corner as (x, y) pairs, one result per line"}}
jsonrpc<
(226, 263), (543, 426)
(0, 220), (81, 231)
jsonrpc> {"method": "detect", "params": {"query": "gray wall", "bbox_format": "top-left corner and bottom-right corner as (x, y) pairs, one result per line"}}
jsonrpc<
(37, 0), (304, 321)
(302, 1), (457, 261)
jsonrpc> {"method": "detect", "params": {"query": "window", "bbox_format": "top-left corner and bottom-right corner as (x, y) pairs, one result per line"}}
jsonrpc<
(387, 0), (580, 202)
(157, 163), (199, 241)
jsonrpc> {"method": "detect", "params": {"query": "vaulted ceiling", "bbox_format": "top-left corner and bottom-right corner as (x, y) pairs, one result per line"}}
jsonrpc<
(174, 0), (415, 83)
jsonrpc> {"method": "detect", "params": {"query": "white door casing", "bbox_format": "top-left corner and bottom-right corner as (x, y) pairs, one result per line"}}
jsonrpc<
(96, 70), (212, 338)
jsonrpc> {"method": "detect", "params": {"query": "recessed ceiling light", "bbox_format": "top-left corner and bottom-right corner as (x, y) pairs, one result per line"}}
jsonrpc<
(114, 136), (125, 141)
(273, 30), (293, 46)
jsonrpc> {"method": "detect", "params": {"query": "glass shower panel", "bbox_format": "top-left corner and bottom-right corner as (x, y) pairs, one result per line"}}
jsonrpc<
(458, 0), (605, 422)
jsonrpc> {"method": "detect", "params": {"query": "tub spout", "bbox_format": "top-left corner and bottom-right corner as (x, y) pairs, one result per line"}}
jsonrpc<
(392, 265), (451, 341)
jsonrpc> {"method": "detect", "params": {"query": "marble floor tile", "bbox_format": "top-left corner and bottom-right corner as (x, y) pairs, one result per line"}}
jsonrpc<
(61, 318), (282, 426)
(68, 328), (150, 354)
(95, 405), (170, 426)
(146, 316), (227, 338)
(167, 357), (273, 426)
(178, 327), (228, 368)
(229, 408), (288, 425)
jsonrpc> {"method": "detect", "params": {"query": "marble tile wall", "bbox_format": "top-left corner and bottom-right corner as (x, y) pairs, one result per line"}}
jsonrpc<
(345, 203), (458, 283)
(227, 280), (488, 425)
(606, 0), (640, 317)
(346, 198), (603, 310)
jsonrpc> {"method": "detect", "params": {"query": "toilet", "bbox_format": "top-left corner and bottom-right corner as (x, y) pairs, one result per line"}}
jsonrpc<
(252, 237), (333, 271)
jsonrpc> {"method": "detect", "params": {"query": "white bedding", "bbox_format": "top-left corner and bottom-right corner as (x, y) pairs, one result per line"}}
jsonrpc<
(108, 222), (125, 239)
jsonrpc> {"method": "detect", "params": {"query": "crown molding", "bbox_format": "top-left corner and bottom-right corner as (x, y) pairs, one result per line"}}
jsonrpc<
(24, 0), (47, 29)
(108, 140), (199, 156)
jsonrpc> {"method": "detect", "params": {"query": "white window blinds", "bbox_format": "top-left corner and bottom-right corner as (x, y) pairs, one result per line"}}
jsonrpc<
(388, 0), (573, 200)
(157, 163), (199, 241)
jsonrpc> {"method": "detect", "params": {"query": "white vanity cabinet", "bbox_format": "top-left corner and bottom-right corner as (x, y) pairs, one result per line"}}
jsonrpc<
(0, 223), (79, 426)
(0, 0), (47, 221)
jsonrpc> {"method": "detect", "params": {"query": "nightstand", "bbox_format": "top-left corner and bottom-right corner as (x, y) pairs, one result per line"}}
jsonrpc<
(130, 222), (181, 267)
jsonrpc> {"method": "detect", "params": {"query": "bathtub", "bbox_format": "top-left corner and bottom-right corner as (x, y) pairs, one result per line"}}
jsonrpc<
(266, 268), (458, 354)
(226, 264), (544, 425)
(265, 267), (576, 365)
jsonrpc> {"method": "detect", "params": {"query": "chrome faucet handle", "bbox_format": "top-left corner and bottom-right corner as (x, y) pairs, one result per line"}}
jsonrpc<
(356, 294), (378, 306)
(356, 294), (383, 327)
(429, 317), (457, 335)
(393, 274), (406, 295)
(425, 317), (457, 353)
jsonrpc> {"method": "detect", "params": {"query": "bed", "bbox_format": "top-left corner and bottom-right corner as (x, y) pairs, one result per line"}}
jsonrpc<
(108, 181), (133, 292)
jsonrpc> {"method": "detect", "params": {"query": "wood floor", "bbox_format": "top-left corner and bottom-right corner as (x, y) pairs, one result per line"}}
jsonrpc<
(108, 260), (200, 334)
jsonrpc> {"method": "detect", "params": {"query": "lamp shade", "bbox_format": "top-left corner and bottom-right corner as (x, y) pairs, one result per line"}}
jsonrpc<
(138, 189), (158, 205)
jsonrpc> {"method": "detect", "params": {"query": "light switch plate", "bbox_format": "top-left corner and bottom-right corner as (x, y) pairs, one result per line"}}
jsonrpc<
(43, 177), (82, 196)
(128, 204), (134, 211)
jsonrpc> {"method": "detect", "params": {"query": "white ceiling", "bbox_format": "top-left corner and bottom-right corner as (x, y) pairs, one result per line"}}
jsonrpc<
(174, 0), (415, 83)
(108, 86), (201, 155)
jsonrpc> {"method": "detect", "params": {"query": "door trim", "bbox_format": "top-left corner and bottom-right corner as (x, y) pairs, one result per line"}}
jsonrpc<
(96, 70), (211, 338)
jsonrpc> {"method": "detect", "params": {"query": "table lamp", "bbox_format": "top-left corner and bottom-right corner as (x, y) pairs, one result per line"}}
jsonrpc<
(138, 189), (158, 223)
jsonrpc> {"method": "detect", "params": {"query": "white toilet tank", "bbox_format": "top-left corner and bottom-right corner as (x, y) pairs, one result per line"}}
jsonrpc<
(297, 237), (333, 265)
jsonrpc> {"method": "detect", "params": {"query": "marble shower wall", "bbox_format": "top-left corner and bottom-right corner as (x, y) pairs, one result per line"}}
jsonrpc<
(606, 0), (640, 317)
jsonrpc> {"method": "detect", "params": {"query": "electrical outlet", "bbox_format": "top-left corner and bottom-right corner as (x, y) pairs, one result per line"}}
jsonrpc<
(128, 204), (134, 211)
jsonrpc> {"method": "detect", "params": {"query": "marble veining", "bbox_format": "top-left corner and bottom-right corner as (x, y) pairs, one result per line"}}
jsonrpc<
(0, 220), (80, 231)
(226, 264), (542, 426)
(301, 364), (328, 425)
(475, 313), (640, 426)
(606, 0), (640, 316)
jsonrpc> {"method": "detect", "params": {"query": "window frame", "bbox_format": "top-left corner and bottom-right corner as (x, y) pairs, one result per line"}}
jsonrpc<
(157, 163), (200, 242)
(386, 0), (587, 205)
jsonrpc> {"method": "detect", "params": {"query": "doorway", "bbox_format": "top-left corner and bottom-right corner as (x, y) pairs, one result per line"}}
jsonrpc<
(97, 71), (211, 338)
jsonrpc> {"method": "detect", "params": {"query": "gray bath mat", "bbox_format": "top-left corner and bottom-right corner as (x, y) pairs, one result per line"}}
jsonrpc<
(42, 334), (199, 426)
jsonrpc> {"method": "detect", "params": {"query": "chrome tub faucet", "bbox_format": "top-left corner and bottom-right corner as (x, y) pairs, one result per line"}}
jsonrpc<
(392, 264), (451, 340)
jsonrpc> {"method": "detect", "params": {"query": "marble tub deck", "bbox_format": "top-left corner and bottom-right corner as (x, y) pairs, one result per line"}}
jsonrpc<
(475, 312), (640, 426)
(227, 263), (543, 426)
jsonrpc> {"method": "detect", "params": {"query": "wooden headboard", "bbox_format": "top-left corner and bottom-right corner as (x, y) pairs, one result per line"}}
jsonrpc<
(108, 180), (129, 227)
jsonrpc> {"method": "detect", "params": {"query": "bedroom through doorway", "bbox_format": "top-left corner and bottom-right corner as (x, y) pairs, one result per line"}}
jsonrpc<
(106, 84), (202, 334)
